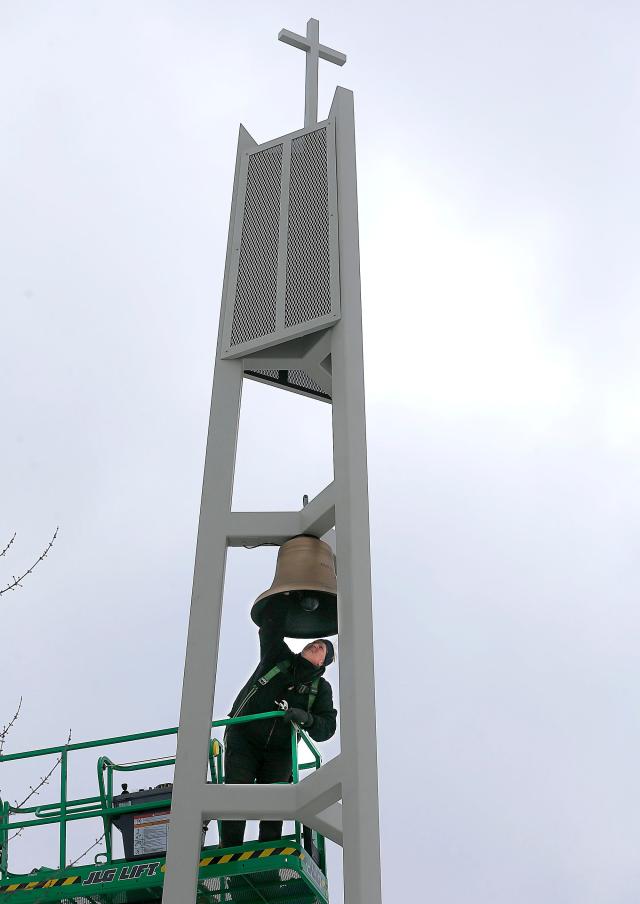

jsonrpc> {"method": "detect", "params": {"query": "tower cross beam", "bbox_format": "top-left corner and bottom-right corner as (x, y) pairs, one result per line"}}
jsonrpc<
(278, 18), (346, 128)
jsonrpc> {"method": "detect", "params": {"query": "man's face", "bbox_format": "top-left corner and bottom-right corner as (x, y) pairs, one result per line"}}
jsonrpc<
(301, 640), (327, 668)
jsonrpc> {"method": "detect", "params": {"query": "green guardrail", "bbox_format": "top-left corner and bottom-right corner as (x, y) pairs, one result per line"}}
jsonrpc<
(0, 711), (324, 880)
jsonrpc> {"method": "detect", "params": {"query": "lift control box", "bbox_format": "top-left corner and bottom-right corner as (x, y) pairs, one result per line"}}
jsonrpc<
(112, 783), (207, 860)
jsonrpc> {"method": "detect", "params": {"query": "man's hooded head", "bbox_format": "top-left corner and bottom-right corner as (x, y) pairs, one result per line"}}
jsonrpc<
(300, 638), (335, 668)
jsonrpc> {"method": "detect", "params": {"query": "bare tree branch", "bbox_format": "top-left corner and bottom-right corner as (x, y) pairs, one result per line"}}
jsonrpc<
(1, 533), (62, 857)
(0, 528), (58, 597)
(7, 729), (92, 854)
(0, 533), (16, 559)
(68, 832), (106, 867)
(0, 697), (23, 756)
(13, 729), (72, 810)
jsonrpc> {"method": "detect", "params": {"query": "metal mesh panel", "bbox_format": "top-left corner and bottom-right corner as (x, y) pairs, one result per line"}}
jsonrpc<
(59, 897), (139, 903)
(287, 369), (326, 396)
(244, 369), (330, 401)
(250, 368), (280, 379)
(284, 129), (331, 329)
(50, 870), (319, 903)
(230, 144), (283, 346)
(60, 899), (99, 904)
(60, 894), (156, 903)
(200, 869), (318, 902)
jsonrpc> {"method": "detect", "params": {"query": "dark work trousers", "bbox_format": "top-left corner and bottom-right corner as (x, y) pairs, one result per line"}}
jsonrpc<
(220, 728), (292, 847)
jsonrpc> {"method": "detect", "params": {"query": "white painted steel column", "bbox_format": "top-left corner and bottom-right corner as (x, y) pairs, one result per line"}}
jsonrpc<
(161, 358), (242, 904)
(330, 86), (382, 904)
(161, 127), (253, 904)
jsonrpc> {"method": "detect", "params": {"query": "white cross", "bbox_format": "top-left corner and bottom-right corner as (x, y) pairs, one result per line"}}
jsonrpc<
(278, 18), (347, 128)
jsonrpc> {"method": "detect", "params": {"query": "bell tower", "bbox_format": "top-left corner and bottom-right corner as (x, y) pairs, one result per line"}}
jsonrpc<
(162, 19), (382, 904)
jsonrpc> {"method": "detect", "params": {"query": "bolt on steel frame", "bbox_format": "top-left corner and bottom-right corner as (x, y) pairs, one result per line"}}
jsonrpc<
(162, 21), (382, 904)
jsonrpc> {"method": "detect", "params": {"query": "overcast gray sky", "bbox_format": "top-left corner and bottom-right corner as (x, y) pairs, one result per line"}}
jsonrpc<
(2, 2), (640, 902)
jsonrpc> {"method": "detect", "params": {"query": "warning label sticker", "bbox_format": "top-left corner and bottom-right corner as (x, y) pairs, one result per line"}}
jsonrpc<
(133, 809), (170, 857)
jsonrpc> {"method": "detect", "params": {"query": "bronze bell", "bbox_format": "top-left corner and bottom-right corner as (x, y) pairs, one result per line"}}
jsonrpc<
(251, 535), (338, 638)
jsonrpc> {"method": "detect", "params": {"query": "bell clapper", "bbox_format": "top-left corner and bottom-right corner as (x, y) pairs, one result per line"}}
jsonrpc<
(299, 592), (320, 612)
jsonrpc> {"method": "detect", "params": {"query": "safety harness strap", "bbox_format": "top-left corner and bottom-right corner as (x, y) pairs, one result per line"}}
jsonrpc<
(257, 661), (320, 711)
(307, 677), (320, 711)
(257, 661), (290, 687)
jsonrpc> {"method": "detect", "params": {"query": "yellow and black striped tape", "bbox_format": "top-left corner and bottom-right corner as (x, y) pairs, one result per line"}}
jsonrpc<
(0, 876), (81, 894)
(198, 846), (301, 867)
(161, 846), (301, 873)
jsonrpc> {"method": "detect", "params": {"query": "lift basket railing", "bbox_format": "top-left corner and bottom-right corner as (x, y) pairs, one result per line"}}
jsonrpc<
(0, 710), (324, 880)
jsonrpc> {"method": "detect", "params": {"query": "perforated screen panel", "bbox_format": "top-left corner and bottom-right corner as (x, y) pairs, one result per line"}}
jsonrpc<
(230, 144), (283, 346)
(249, 368), (280, 379)
(245, 368), (330, 402)
(54, 868), (318, 902)
(284, 130), (332, 328)
(288, 369), (326, 395)
(199, 869), (315, 902)
(223, 121), (339, 359)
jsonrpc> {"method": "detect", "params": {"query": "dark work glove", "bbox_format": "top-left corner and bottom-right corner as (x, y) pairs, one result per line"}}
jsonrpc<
(283, 708), (313, 728)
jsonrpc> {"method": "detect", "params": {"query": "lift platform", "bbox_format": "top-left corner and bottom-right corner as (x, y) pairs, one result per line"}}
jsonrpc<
(0, 713), (329, 903)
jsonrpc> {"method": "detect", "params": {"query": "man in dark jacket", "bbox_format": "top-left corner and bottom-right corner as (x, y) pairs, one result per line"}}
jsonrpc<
(220, 602), (337, 847)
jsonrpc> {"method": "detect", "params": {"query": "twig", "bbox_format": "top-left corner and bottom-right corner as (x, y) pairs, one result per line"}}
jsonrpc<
(0, 528), (59, 597)
(0, 697), (23, 755)
(7, 729), (72, 843)
(0, 533), (16, 558)
(13, 729), (71, 809)
(68, 832), (106, 867)
(13, 759), (61, 810)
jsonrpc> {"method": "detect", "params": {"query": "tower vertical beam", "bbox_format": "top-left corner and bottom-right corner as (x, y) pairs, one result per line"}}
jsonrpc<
(330, 86), (382, 904)
(162, 356), (243, 904)
(161, 127), (255, 904)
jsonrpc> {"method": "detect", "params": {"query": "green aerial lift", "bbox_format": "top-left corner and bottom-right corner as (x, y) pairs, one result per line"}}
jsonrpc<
(0, 711), (329, 903)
